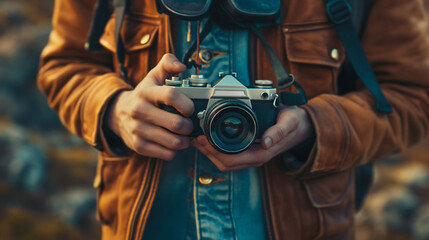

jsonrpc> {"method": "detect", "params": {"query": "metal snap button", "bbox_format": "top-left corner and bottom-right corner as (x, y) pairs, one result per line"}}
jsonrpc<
(140, 34), (151, 45)
(330, 48), (340, 61)
(199, 48), (213, 64)
(199, 173), (214, 185)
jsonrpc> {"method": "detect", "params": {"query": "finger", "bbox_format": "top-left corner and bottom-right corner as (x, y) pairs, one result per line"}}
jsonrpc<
(261, 109), (299, 149)
(192, 136), (269, 171)
(149, 85), (194, 117)
(193, 136), (233, 160)
(135, 122), (191, 150)
(192, 139), (239, 171)
(135, 104), (193, 135)
(192, 140), (266, 172)
(133, 138), (176, 160)
(146, 53), (187, 85)
(196, 136), (266, 160)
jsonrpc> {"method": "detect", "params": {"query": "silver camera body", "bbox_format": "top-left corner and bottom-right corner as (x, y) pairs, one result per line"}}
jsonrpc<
(162, 73), (278, 154)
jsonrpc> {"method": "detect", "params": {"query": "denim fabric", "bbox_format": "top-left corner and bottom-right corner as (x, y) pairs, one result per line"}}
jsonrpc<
(142, 20), (267, 240)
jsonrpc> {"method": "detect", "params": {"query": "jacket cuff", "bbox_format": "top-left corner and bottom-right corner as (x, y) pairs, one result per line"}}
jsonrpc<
(278, 131), (315, 175)
(300, 94), (350, 173)
(274, 106), (316, 175)
(81, 73), (132, 152)
(99, 90), (132, 156)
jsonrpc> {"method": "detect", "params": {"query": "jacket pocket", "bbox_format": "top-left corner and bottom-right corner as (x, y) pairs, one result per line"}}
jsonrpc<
(302, 169), (355, 239)
(99, 13), (161, 85)
(283, 23), (345, 98)
(93, 152), (130, 226)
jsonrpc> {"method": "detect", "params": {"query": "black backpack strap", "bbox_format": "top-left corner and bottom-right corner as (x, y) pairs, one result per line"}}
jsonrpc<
(86, 0), (113, 51)
(325, 0), (392, 113)
(86, 0), (130, 82)
(337, 0), (371, 94)
(348, 0), (371, 35)
(334, 0), (376, 212)
(113, 0), (129, 80)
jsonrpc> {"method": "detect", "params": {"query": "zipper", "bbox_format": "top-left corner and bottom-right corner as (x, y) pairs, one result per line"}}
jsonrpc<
(127, 159), (159, 240)
(259, 166), (275, 240)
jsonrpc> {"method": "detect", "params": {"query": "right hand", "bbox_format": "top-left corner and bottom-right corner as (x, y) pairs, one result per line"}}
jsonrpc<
(106, 54), (194, 160)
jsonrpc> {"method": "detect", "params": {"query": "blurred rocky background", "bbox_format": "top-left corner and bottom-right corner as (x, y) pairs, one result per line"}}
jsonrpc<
(0, 0), (428, 239)
(0, 0), (100, 239)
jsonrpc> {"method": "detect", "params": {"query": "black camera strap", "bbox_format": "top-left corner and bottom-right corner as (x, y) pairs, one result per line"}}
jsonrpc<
(247, 24), (307, 106)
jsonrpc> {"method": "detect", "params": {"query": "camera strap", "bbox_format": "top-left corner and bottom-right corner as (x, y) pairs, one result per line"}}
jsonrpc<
(247, 24), (307, 106)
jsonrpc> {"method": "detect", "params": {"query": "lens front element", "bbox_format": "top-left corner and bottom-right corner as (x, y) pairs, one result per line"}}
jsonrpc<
(221, 116), (243, 139)
(205, 101), (257, 153)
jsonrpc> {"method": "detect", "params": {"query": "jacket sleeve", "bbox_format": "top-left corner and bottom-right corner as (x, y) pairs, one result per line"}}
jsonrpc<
(301, 0), (429, 173)
(37, 0), (132, 149)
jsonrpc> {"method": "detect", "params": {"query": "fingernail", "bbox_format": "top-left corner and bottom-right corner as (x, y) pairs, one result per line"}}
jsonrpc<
(173, 61), (184, 68)
(263, 137), (272, 148)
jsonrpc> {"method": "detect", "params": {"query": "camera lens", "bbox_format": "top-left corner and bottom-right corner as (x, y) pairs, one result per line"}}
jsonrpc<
(204, 101), (257, 153)
(221, 116), (243, 138)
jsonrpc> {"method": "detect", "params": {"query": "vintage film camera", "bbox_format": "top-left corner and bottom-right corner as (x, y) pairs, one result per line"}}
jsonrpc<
(162, 73), (278, 154)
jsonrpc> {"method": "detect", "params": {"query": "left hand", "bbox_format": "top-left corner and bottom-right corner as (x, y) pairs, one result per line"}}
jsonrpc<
(191, 106), (314, 172)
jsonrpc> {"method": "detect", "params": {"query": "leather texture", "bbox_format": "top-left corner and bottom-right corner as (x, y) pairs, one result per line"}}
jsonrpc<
(37, 0), (429, 239)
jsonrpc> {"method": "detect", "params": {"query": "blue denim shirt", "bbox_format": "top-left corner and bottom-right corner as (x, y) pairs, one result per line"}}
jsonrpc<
(142, 20), (268, 240)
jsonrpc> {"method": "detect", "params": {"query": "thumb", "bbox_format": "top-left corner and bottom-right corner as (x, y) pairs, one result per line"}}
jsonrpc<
(261, 108), (299, 149)
(145, 53), (187, 85)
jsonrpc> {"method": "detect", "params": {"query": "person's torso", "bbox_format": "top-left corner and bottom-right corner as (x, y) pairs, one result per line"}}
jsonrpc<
(96, 1), (356, 239)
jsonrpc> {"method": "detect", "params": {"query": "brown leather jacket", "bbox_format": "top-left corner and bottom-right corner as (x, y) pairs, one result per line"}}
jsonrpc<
(38, 0), (429, 239)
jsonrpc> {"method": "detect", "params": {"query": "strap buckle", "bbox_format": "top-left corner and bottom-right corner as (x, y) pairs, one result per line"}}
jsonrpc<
(326, 0), (352, 24)
(278, 74), (296, 89)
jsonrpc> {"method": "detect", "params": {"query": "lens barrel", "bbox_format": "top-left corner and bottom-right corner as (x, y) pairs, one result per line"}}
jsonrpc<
(204, 101), (257, 153)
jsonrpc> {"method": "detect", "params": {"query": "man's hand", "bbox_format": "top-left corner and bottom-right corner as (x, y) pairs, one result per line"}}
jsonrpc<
(191, 106), (314, 172)
(106, 54), (194, 160)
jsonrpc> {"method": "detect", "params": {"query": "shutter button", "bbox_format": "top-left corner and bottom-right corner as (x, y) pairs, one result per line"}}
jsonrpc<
(199, 173), (214, 185)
